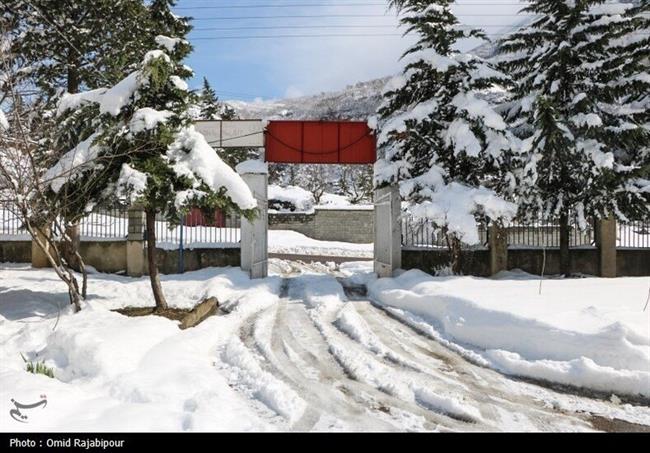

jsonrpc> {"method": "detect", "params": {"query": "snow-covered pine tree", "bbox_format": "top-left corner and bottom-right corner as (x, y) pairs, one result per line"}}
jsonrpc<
(376, 0), (518, 273)
(1, 0), (151, 97)
(45, 35), (257, 310)
(499, 0), (650, 275)
(2, 0), (185, 274)
(607, 1), (650, 182)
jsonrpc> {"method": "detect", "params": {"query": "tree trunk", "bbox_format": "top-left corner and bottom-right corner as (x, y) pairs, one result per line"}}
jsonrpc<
(61, 223), (82, 271)
(559, 211), (570, 276)
(447, 234), (463, 275)
(29, 224), (82, 312)
(146, 209), (168, 311)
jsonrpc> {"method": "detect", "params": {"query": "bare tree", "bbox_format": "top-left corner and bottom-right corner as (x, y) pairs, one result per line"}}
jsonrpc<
(340, 164), (373, 204)
(1, 31), (85, 311)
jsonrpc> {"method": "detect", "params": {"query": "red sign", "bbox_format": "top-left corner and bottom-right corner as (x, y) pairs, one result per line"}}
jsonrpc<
(185, 208), (226, 227)
(265, 120), (376, 164)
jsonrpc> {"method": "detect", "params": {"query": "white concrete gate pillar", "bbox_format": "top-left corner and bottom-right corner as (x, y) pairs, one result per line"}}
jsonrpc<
(238, 162), (268, 279)
(374, 185), (401, 278)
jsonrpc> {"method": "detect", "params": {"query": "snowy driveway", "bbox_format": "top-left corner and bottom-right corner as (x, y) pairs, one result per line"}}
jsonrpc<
(217, 260), (650, 432)
(1, 260), (649, 432)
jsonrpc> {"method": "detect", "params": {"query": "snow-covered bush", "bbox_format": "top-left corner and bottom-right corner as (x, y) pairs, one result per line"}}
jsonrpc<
(268, 185), (315, 213)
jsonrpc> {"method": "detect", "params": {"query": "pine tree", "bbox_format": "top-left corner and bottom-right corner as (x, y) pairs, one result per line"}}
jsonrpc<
(200, 77), (221, 120)
(499, 0), (650, 275)
(197, 77), (256, 166)
(1, 0), (152, 97)
(45, 36), (257, 310)
(2, 0), (189, 274)
(376, 0), (517, 273)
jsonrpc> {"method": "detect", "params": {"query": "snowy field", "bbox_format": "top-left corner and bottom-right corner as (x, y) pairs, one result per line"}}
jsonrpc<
(1, 260), (650, 432)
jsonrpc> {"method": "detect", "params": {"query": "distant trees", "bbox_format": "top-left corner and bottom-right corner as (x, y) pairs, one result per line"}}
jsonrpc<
(195, 77), (258, 168)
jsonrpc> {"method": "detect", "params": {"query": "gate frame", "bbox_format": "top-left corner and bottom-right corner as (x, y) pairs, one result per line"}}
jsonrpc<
(200, 119), (401, 279)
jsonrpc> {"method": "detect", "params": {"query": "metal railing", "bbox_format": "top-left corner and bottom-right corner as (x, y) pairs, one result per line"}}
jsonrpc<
(618, 220), (650, 249)
(401, 214), (630, 250)
(506, 216), (595, 249)
(0, 203), (28, 239)
(79, 208), (128, 240)
(401, 217), (489, 249)
(155, 210), (241, 249)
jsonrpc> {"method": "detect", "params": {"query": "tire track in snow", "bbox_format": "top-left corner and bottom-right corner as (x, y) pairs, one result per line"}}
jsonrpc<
(222, 262), (645, 431)
(347, 285), (650, 431)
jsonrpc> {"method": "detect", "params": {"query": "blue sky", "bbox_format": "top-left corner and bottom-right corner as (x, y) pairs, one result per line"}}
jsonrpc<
(176, 1), (528, 101)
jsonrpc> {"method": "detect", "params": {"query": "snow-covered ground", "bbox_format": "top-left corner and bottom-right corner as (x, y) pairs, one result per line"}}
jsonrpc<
(1, 261), (649, 432)
(268, 185), (372, 213)
(268, 230), (372, 258)
(369, 269), (650, 399)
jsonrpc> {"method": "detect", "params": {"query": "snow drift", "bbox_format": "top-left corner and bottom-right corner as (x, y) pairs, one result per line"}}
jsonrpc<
(368, 270), (650, 398)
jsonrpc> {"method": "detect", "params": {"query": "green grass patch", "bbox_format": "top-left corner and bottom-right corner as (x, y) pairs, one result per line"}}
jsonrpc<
(21, 353), (55, 379)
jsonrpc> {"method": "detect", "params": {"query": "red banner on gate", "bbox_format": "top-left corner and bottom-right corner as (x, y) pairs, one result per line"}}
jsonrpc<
(264, 120), (376, 164)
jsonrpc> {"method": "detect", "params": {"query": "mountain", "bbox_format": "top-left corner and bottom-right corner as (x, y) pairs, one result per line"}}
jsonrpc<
(227, 77), (389, 121)
(226, 17), (541, 121)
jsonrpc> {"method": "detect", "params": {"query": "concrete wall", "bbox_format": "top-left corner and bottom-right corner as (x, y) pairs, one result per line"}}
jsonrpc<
(269, 208), (374, 243)
(507, 248), (599, 276)
(80, 241), (127, 274)
(0, 240), (240, 275)
(617, 249), (650, 277)
(403, 247), (650, 277)
(154, 247), (240, 274)
(402, 248), (491, 277)
(0, 241), (31, 263)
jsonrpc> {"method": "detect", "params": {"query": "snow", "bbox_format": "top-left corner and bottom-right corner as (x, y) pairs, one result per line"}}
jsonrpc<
(377, 99), (439, 146)
(444, 119), (482, 157)
(170, 76), (188, 91)
(166, 126), (256, 211)
(268, 185), (314, 212)
(44, 132), (103, 193)
(451, 92), (507, 131)
(0, 109), (8, 130)
(403, 49), (459, 72)
(56, 88), (108, 116)
(116, 163), (147, 202)
(154, 35), (185, 52)
(407, 183), (517, 245)
(2, 262), (649, 431)
(369, 270), (650, 398)
(571, 113), (603, 128)
(221, 337), (307, 423)
(99, 71), (141, 116)
(236, 159), (268, 175)
(129, 108), (173, 133)
(0, 264), (283, 431)
(268, 230), (372, 258)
